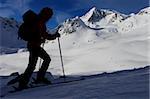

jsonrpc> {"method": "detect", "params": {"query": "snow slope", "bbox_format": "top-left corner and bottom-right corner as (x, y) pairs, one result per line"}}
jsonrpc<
(0, 7), (150, 76)
(1, 66), (149, 99)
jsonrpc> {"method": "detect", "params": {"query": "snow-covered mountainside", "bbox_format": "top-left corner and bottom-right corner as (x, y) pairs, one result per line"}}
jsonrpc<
(59, 7), (150, 34)
(118, 7), (150, 32)
(0, 7), (150, 76)
(80, 7), (128, 28)
(0, 17), (26, 54)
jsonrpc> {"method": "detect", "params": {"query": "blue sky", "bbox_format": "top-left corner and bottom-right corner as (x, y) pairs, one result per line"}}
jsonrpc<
(0, 0), (149, 29)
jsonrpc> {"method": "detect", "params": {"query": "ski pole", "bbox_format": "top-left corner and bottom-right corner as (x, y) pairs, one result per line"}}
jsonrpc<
(39, 43), (45, 70)
(58, 37), (66, 81)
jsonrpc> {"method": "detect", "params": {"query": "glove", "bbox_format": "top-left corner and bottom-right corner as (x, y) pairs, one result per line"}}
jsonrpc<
(55, 33), (60, 38)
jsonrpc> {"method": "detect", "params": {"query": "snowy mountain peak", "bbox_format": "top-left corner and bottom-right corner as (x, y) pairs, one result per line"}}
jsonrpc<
(80, 7), (105, 22)
(87, 6), (97, 14)
(80, 7), (127, 23)
(58, 7), (150, 35)
(79, 7), (129, 29)
(90, 6), (96, 11)
(58, 16), (87, 34)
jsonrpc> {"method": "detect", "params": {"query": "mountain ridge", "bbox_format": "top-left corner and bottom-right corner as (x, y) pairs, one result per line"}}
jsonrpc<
(58, 7), (150, 34)
(0, 7), (150, 54)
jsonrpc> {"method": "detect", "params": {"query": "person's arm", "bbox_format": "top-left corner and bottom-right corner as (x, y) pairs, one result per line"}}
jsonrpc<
(38, 22), (60, 40)
(46, 32), (60, 40)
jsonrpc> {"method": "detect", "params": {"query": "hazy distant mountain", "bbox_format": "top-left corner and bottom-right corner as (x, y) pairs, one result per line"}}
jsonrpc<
(0, 17), (26, 54)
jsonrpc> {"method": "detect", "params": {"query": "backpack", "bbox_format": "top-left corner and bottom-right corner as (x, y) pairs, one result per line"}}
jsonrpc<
(18, 10), (39, 41)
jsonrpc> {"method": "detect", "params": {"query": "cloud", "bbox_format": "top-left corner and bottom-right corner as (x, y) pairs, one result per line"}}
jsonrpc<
(0, 0), (32, 17)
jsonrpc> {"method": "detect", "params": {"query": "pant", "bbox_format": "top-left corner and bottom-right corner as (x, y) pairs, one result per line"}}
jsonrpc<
(19, 44), (51, 87)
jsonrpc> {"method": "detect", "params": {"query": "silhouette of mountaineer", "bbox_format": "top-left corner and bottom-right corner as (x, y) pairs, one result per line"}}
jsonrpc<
(19, 7), (60, 90)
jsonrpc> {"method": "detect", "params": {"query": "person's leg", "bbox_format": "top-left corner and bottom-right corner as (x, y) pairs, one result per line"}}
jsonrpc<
(36, 47), (51, 81)
(19, 46), (38, 89)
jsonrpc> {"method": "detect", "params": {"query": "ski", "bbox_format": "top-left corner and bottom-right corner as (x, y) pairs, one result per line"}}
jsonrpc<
(7, 76), (20, 86)
(8, 77), (85, 93)
(0, 73), (85, 97)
